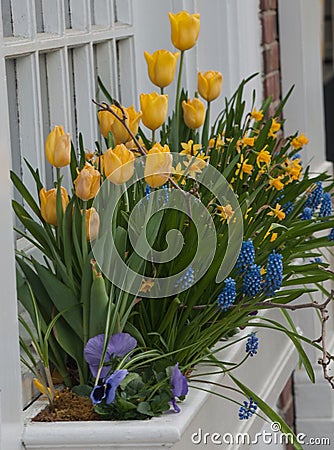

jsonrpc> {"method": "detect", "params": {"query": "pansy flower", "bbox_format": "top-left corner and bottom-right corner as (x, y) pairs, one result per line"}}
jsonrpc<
(90, 369), (128, 405)
(84, 332), (137, 378)
(171, 363), (188, 412)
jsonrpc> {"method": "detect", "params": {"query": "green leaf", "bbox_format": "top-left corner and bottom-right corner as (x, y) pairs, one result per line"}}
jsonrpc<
(72, 384), (92, 398)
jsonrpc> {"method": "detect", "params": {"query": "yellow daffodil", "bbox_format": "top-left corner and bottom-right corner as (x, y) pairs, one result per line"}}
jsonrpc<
(209, 133), (225, 149)
(235, 154), (253, 179)
(270, 232), (278, 242)
(269, 176), (284, 191)
(183, 153), (209, 177)
(236, 135), (255, 153)
(291, 132), (309, 149)
(180, 140), (201, 156)
(268, 203), (285, 221)
(216, 204), (234, 222)
(256, 146), (271, 167)
(268, 118), (281, 138)
(284, 158), (302, 181)
(250, 108), (264, 122)
(172, 162), (186, 185)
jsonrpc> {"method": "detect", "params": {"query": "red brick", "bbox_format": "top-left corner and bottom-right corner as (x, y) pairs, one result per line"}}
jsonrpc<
(264, 71), (281, 101)
(263, 40), (280, 73)
(262, 11), (277, 44)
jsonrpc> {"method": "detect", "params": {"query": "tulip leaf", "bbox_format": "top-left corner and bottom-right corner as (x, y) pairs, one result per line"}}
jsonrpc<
(10, 170), (41, 218)
(32, 261), (83, 339)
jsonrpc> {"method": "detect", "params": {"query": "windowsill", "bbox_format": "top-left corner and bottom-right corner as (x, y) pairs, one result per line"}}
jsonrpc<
(22, 310), (298, 449)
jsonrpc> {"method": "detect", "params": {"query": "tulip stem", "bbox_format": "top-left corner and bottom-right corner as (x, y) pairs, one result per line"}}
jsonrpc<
(201, 101), (211, 149)
(175, 50), (185, 147)
(151, 130), (155, 145)
(81, 201), (88, 265)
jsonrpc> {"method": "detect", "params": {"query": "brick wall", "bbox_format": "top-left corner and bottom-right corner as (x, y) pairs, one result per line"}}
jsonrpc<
(260, 0), (281, 117)
(261, 2), (295, 447)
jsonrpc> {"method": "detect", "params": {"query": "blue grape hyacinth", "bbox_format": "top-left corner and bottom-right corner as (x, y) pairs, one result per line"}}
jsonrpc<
(242, 264), (262, 297)
(319, 192), (332, 218)
(217, 278), (236, 312)
(263, 251), (283, 296)
(246, 332), (259, 357)
(305, 181), (323, 212)
(175, 266), (195, 290)
(328, 228), (334, 241)
(236, 239), (255, 274)
(239, 397), (258, 420)
(301, 206), (313, 221)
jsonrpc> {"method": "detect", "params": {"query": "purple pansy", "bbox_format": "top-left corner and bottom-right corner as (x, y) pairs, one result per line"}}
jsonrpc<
(171, 363), (188, 413)
(84, 332), (137, 378)
(90, 369), (129, 405)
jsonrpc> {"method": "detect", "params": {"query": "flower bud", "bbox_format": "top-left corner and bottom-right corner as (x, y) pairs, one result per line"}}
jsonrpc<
(168, 11), (200, 51)
(144, 50), (179, 88)
(98, 110), (115, 139)
(182, 98), (205, 129)
(45, 126), (71, 168)
(39, 186), (69, 226)
(85, 207), (100, 241)
(104, 144), (135, 184)
(74, 163), (100, 201)
(198, 71), (223, 102)
(140, 92), (168, 131)
(144, 143), (173, 188)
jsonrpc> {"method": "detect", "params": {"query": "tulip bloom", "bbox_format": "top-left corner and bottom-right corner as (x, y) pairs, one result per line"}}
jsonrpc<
(144, 143), (173, 188)
(198, 71), (223, 102)
(140, 92), (168, 131)
(104, 144), (135, 184)
(144, 50), (179, 88)
(98, 110), (115, 139)
(74, 163), (100, 201)
(182, 98), (205, 129)
(168, 11), (200, 51)
(45, 125), (71, 168)
(112, 105), (142, 145)
(85, 207), (100, 241)
(39, 186), (69, 226)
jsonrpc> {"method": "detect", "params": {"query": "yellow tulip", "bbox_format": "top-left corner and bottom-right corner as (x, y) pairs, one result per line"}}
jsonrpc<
(182, 98), (205, 129)
(198, 71), (223, 102)
(85, 207), (100, 241)
(39, 186), (69, 226)
(45, 125), (71, 168)
(168, 11), (200, 51)
(104, 144), (135, 184)
(140, 92), (168, 131)
(144, 50), (179, 88)
(74, 163), (100, 201)
(144, 143), (173, 188)
(109, 105), (142, 145)
(98, 110), (115, 139)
